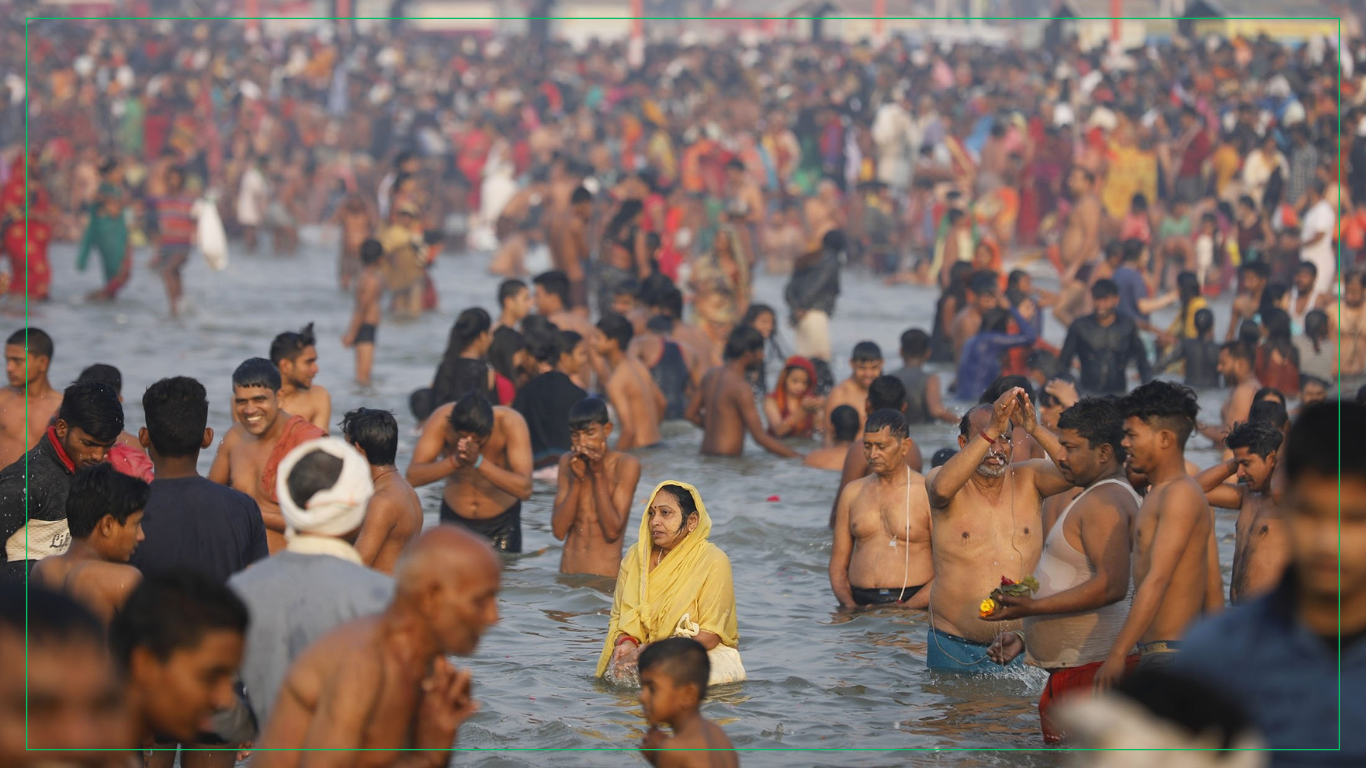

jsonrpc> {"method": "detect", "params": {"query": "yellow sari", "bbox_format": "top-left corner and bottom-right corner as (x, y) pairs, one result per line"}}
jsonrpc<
(595, 481), (745, 685)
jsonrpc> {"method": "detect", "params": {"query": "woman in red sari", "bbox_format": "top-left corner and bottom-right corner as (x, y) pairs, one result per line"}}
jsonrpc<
(2, 155), (53, 301)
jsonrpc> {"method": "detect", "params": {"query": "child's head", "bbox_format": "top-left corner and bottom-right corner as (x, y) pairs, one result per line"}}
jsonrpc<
(829, 405), (860, 444)
(637, 637), (710, 726)
(66, 463), (150, 562)
(595, 313), (634, 355)
(850, 342), (884, 388)
(567, 397), (612, 453)
(899, 328), (930, 364)
(360, 239), (383, 267)
(1193, 308), (1215, 338)
(611, 279), (640, 317)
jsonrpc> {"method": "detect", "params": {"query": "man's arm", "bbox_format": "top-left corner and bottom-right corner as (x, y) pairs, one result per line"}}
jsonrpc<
(405, 410), (457, 488)
(928, 388), (1018, 509)
(924, 373), (958, 424)
(207, 431), (234, 485)
(550, 452), (579, 542)
(828, 482), (859, 609)
(606, 377), (637, 451)
(593, 454), (640, 543)
(314, 389), (332, 434)
(478, 413), (534, 501)
(740, 386), (799, 458)
(1205, 519), (1224, 613)
(1194, 458), (1245, 510)
(295, 653), (386, 768)
(684, 371), (708, 427)
(352, 498), (397, 567)
(1057, 325), (1079, 374)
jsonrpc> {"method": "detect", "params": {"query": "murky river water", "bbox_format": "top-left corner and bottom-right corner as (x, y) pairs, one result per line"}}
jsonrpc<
(30, 230), (1246, 767)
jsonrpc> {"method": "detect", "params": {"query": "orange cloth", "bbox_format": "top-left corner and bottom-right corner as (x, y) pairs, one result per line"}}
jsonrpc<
(260, 415), (327, 504)
(1039, 655), (1141, 743)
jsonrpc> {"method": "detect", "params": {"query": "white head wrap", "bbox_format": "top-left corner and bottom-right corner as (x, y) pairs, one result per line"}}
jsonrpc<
(276, 438), (374, 537)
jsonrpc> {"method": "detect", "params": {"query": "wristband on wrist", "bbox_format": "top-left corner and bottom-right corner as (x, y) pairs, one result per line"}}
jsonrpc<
(615, 635), (638, 648)
(474, 453), (484, 469)
(980, 430), (997, 445)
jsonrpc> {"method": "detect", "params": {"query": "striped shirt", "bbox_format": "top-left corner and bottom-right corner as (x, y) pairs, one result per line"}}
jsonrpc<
(151, 195), (197, 246)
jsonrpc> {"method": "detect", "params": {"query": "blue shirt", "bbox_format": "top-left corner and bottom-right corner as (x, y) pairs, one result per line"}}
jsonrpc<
(954, 307), (1038, 402)
(1112, 266), (1150, 324)
(1174, 573), (1365, 766)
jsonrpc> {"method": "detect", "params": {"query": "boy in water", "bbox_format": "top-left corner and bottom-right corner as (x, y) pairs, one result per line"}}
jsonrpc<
(551, 398), (642, 577)
(597, 312), (666, 450)
(804, 404), (859, 471)
(269, 324), (331, 433)
(32, 464), (149, 624)
(343, 239), (384, 387)
(824, 341), (884, 433)
(638, 638), (738, 768)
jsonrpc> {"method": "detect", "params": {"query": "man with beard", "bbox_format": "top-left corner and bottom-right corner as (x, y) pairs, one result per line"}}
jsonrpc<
(270, 323), (332, 433)
(0, 382), (122, 581)
(924, 387), (1076, 672)
(1195, 420), (1288, 604)
(0, 327), (63, 470)
(829, 409), (933, 609)
(983, 398), (1142, 742)
(210, 359), (326, 554)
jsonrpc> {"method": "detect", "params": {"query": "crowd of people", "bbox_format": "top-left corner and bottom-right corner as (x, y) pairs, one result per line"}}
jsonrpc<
(1, 7), (1363, 767)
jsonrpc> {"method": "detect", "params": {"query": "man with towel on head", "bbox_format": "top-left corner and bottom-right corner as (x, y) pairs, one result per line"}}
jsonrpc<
(227, 438), (394, 736)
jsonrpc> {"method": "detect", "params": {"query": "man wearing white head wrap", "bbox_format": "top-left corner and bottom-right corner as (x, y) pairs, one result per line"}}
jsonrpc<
(225, 438), (393, 734)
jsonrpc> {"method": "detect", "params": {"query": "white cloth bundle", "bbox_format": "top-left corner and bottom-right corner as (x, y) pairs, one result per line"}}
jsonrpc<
(275, 438), (374, 538)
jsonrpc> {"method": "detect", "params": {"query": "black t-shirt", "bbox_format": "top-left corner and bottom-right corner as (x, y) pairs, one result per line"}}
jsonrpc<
(511, 371), (586, 467)
(129, 476), (269, 583)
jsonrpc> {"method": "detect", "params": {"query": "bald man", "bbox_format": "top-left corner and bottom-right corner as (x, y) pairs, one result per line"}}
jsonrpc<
(252, 527), (500, 768)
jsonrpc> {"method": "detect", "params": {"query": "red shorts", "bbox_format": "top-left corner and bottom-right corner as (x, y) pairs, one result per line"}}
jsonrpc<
(1039, 655), (1140, 744)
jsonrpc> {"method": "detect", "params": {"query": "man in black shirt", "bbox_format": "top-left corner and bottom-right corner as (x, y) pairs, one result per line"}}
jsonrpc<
(0, 382), (121, 582)
(512, 329), (588, 468)
(1058, 279), (1153, 395)
(130, 377), (267, 582)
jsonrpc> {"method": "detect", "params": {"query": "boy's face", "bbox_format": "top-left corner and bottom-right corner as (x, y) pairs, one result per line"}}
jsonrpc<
(561, 342), (589, 376)
(570, 422), (610, 455)
(132, 630), (243, 743)
(103, 511), (146, 562)
(612, 293), (636, 317)
(851, 358), (883, 389)
(638, 666), (694, 726)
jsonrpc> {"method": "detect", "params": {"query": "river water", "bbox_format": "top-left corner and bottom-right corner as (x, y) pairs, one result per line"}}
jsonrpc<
(31, 230), (1242, 767)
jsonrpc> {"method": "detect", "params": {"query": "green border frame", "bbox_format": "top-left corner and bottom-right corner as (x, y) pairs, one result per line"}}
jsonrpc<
(18, 8), (1344, 754)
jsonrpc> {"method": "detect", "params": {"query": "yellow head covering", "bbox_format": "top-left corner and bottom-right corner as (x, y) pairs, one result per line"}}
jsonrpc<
(595, 481), (738, 678)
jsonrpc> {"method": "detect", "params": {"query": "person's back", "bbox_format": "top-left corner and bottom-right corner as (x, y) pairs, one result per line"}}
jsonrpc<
(643, 316), (690, 421)
(513, 370), (587, 464)
(893, 364), (930, 424)
(1181, 337), (1222, 389)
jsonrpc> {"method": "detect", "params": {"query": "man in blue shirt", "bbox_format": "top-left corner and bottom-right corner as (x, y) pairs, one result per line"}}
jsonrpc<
(1112, 239), (1178, 331)
(1175, 401), (1365, 766)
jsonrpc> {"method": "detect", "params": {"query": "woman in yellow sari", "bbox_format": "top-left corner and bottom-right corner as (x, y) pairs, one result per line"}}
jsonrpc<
(597, 481), (745, 687)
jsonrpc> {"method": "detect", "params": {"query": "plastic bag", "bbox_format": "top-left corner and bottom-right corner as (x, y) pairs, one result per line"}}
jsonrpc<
(194, 198), (229, 271)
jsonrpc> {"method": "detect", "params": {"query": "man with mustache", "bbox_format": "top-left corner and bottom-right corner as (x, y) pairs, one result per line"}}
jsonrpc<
(924, 387), (1076, 672)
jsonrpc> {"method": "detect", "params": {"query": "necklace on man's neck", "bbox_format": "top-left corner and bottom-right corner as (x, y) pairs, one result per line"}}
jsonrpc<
(374, 467), (398, 483)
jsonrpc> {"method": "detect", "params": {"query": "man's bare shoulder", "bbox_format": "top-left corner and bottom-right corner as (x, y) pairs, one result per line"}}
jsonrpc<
(494, 405), (528, 431)
(422, 403), (456, 432)
(219, 423), (249, 449)
(1152, 476), (1208, 515)
(607, 450), (640, 475)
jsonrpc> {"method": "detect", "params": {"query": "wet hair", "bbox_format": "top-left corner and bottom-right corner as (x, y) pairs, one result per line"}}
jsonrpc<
(900, 329), (930, 360)
(527, 329), (563, 365)
(1220, 340), (1254, 366)
(269, 323), (317, 367)
(864, 408), (909, 441)
(597, 313), (634, 352)
(822, 229), (846, 253)
(66, 463), (151, 539)
(56, 382), (124, 443)
(436, 358), (494, 404)
(1253, 387), (1286, 406)
(868, 375), (907, 412)
(498, 278), (528, 307)
(1176, 272), (1201, 304)
(637, 637), (710, 700)
(450, 308), (493, 355)
(1056, 398), (1126, 464)
(533, 270), (572, 307)
(567, 397), (610, 432)
(655, 484), (698, 522)
(980, 307), (1011, 335)
(968, 271), (999, 297)
(646, 314), (674, 334)
(232, 357), (282, 392)
(1194, 308), (1215, 336)
(980, 375), (1034, 406)
(1114, 669), (1256, 752)
(570, 186), (593, 205)
(740, 303), (776, 330)
(1092, 279), (1120, 300)
(1239, 261), (1270, 281)
(931, 447), (958, 468)
(489, 327), (527, 385)
(558, 331), (585, 362)
(1261, 308), (1292, 342)
(360, 239), (383, 266)
(851, 341), (883, 364)
(1303, 309), (1329, 353)
(1, 581), (103, 648)
(73, 364), (122, 398)
(1120, 239), (1145, 264)
(659, 287), (685, 319)
(959, 403), (994, 437)
(285, 448), (345, 509)
(1027, 350), (1061, 381)
(829, 405), (860, 442)
(110, 570), (249, 673)
(1225, 420), (1283, 458)
(1237, 320), (1261, 348)
(724, 325), (765, 362)
(142, 377), (209, 458)
(1119, 381), (1200, 448)
(1247, 400), (1289, 432)
(7, 327), (53, 360)
(1287, 401), (1364, 483)
(447, 392), (495, 438)
(341, 408), (398, 466)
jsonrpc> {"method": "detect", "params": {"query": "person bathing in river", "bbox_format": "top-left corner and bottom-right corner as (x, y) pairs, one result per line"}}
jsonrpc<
(596, 313), (666, 451)
(686, 326), (800, 459)
(269, 324), (332, 433)
(342, 409), (423, 575)
(805, 405), (860, 471)
(637, 638), (739, 768)
(763, 356), (824, 440)
(76, 158), (130, 302)
(552, 398), (642, 578)
(599, 482), (745, 686)
(342, 239), (384, 388)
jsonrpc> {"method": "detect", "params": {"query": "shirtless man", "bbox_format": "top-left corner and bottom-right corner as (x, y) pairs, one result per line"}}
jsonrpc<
(685, 326), (800, 459)
(982, 398), (1142, 742)
(597, 313), (666, 450)
(1329, 270), (1366, 376)
(496, 278), (531, 330)
(924, 388), (1076, 672)
(829, 410), (933, 610)
(252, 527), (496, 768)
(547, 187), (594, 314)
(803, 179), (843, 250)
(1060, 167), (1102, 278)
(407, 392), (533, 553)
(533, 270), (601, 388)
(32, 464), (148, 624)
(827, 376), (926, 527)
(343, 409), (423, 574)
(1095, 381), (1212, 686)
(210, 359), (327, 554)
(342, 240), (385, 388)
(1195, 420), (1287, 604)
(805, 404), (858, 471)
(270, 324), (332, 433)
(551, 398), (642, 577)
(334, 193), (376, 292)
(0, 328), (63, 470)
(653, 286), (714, 373)
(824, 341), (884, 434)
(1198, 341), (1257, 447)
(951, 273), (1001, 362)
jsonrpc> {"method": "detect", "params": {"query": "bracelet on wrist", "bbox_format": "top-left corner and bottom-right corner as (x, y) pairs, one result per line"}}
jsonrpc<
(979, 430), (997, 445)
(615, 635), (638, 648)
